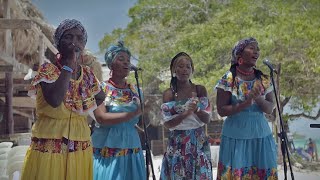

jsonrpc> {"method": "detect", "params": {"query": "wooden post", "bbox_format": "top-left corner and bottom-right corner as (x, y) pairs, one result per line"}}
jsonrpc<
(5, 72), (13, 134)
(3, 0), (14, 134)
(3, 0), (13, 56)
(39, 35), (44, 65)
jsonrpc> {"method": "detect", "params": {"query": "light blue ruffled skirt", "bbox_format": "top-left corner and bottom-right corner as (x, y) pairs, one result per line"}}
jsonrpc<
(93, 148), (146, 180)
(217, 134), (278, 179)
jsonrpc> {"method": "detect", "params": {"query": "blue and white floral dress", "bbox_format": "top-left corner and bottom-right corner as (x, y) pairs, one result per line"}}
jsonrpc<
(91, 81), (146, 180)
(160, 95), (213, 180)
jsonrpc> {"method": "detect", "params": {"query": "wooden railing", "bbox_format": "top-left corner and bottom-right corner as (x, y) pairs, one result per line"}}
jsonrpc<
(0, 0), (57, 134)
(0, 0), (57, 73)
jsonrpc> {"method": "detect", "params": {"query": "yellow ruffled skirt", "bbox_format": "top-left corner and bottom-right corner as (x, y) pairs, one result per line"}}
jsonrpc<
(21, 141), (93, 180)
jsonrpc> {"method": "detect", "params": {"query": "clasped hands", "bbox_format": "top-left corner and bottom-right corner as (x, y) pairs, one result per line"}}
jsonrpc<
(185, 92), (200, 115)
(248, 84), (264, 104)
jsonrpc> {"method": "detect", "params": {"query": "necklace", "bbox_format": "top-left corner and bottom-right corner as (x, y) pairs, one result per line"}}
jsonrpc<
(108, 78), (128, 89)
(236, 66), (254, 76)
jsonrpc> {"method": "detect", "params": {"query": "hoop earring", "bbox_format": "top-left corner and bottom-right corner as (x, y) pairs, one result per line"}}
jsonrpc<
(109, 70), (113, 77)
(55, 53), (62, 61)
(238, 58), (243, 65)
(55, 53), (62, 68)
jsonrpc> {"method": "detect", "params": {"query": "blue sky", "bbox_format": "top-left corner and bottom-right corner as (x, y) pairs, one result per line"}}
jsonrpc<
(31, 0), (137, 60)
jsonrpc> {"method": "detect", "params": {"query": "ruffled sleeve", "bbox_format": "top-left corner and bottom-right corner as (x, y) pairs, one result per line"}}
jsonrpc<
(65, 65), (101, 114)
(160, 101), (178, 123)
(28, 62), (60, 99)
(28, 63), (101, 115)
(215, 71), (234, 93)
(259, 75), (273, 95)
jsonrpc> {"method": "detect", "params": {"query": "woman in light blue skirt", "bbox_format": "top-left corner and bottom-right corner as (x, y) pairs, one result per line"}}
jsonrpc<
(215, 38), (278, 179)
(92, 41), (146, 180)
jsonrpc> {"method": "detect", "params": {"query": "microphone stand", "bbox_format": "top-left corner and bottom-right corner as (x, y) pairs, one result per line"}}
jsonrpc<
(134, 70), (156, 180)
(269, 68), (294, 180)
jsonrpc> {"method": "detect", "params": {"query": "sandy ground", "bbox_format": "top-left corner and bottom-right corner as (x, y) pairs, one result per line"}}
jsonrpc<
(148, 156), (320, 180)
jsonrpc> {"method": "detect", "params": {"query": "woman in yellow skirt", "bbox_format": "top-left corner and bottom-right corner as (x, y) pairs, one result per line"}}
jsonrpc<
(21, 19), (104, 180)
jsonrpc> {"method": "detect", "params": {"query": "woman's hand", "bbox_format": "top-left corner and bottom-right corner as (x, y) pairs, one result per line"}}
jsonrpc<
(186, 98), (198, 114)
(248, 85), (261, 101)
(61, 43), (79, 70)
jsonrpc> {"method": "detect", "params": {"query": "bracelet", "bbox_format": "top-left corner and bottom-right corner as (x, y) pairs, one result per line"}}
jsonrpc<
(62, 65), (74, 73)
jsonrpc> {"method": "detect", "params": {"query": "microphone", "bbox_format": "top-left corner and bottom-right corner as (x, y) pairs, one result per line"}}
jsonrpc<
(130, 64), (143, 71)
(263, 59), (277, 74)
(72, 43), (81, 60)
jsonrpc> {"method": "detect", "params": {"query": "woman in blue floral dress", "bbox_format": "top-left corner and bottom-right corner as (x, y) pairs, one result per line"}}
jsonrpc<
(92, 41), (146, 180)
(160, 52), (213, 180)
(215, 37), (278, 179)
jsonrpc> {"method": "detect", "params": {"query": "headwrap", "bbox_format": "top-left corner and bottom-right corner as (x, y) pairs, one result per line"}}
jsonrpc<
(170, 52), (194, 76)
(231, 37), (258, 65)
(54, 19), (88, 48)
(104, 41), (131, 69)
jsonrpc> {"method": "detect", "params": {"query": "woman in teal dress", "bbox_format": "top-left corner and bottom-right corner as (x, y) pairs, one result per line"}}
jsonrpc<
(92, 41), (146, 180)
(215, 37), (278, 179)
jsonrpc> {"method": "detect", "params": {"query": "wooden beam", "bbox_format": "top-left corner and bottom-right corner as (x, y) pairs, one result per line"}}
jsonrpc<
(32, 26), (58, 55)
(39, 35), (44, 65)
(5, 72), (14, 134)
(0, 85), (29, 94)
(12, 109), (32, 119)
(0, 53), (29, 73)
(5, 0), (58, 56)
(0, 92), (29, 97)
(0, 87), (5, 93)
(0, 78), (31, 84)
(0, 19), (32, 29)
(0, 65), (13, 72)
(3, 0), (13, 56)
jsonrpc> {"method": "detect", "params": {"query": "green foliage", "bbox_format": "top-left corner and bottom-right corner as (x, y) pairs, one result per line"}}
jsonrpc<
(99, 0), (320, 111)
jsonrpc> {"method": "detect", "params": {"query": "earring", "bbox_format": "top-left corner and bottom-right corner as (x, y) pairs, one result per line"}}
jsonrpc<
(55, 53), (62, 61)
(238, 58), (243, 65)
(109, 70), (113, 77)
(172, 73), (176, 77)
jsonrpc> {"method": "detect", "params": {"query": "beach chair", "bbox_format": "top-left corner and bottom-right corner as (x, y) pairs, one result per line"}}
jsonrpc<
(0, 142), (13, 149)
(0, 160), (8, 176)
(0, 148), (11, 156)
(7, 146), (29, 162)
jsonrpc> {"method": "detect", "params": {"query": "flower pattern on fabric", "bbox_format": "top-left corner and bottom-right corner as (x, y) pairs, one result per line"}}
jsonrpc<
(215, 71), (272, 102)
(93, 147), (140, 158)
(161, 97), (211, 121)
(30, 137), (91, 153)
(160, 127), (212, 180)
(101, 81), (140, 106)
(28, 62), (100, 115)
(217, 162), (278, 180)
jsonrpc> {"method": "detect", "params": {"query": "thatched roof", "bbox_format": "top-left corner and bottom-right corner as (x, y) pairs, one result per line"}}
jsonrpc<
(0, 0), (54, 67)
(0, 0), (102, 80)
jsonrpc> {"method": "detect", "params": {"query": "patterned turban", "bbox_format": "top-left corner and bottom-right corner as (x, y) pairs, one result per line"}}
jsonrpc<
(54, 19), (88, 48)
(104, 41), (131, 69)
(231, 37), (258, 65)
